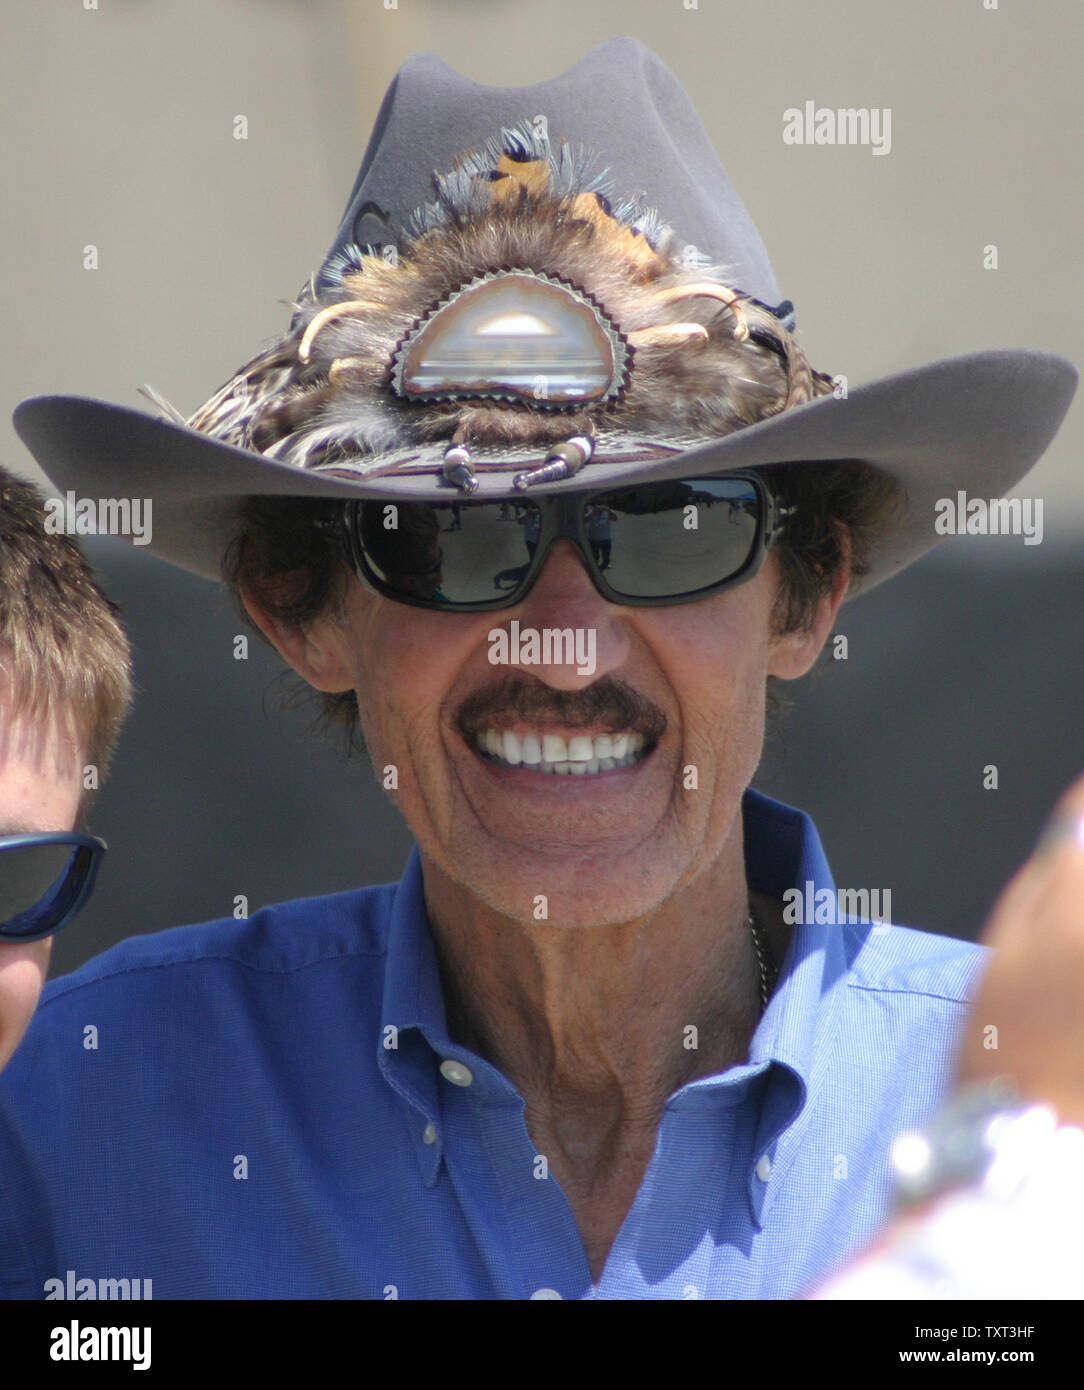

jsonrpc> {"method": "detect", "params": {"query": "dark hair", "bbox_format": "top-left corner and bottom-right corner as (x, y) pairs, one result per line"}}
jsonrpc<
(758, 459), (902, 632)
(222, 459), (903, 749)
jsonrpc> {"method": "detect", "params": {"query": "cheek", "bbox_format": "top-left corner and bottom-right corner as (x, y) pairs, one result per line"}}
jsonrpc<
(0, 940), (51, 1071)
(347, 605), (486, 758)
(682, 667), (767, 796)
(651, 588), (774, 782)
(659, 587), (774, 706)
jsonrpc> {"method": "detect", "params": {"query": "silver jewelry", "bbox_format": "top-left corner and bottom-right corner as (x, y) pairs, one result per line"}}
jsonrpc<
(513, 434), (595, 490)
(441, 443), (478, 493)
(390, 269), (629, 408)
(890, 1075), (1023, 1210)
(819, 1098), (1084, 1298)
(748, 903), (775, 1013)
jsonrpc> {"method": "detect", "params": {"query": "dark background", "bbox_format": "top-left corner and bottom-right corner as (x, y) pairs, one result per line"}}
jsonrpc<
(53, 533), (1084, 979)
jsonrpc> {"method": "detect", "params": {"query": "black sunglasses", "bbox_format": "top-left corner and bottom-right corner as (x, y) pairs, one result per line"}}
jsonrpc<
(342, 471), (791, 612)
(0, 833), (106, 943)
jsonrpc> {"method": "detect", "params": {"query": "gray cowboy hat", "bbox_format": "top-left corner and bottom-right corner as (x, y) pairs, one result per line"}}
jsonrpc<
(13, 37), (1077, 595)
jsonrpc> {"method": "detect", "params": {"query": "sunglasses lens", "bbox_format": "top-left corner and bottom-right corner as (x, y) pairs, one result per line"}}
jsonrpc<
(0, 842), (85, 939)
(357, 500), (542, 606)
(589, 477), (761, 599)
(351, 475), (763, 609)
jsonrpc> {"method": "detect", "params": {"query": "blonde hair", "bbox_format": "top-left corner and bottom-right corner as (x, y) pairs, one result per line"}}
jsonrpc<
(0, 467), (133, 780)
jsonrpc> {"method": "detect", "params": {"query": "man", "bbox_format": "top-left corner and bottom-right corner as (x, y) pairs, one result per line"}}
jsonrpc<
(3, 40), (1079, 1298)
(0, 466), (132, 1073)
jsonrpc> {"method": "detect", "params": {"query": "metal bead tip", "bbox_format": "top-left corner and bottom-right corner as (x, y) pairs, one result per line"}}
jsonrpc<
(442, 443), (478, 493)
(513, 435), (595, 491)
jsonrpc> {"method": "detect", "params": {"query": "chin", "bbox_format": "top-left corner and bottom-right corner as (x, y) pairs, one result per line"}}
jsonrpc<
(468, 864), (677, 929)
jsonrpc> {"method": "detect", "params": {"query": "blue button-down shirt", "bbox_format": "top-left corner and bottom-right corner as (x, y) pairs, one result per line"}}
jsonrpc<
(0, 789), (984, 1299)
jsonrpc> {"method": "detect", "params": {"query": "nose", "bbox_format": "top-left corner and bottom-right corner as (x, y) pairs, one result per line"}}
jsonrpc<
(497, 539), (630, 689)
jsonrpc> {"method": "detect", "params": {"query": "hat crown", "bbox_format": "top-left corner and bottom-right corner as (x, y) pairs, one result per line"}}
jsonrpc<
(322, 38), (781, 304)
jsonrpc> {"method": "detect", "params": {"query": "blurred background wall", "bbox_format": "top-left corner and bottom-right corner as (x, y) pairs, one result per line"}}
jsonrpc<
(2, 0), (1080, 973)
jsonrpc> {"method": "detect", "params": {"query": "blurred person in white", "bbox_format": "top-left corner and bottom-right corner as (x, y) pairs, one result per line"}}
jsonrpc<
(814, 771), (1084, 1301)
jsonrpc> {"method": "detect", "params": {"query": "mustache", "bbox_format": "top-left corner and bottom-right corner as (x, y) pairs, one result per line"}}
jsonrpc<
(456, 674), (667, 742)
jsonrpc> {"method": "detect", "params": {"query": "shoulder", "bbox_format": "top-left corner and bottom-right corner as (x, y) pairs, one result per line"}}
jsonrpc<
(37, 880), (400, 1010)
(841, 919), (988, 1006)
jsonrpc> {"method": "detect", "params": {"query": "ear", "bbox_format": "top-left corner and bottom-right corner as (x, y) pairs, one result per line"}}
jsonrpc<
(766, 536), (851, 681)
(241, 590), (356, 694)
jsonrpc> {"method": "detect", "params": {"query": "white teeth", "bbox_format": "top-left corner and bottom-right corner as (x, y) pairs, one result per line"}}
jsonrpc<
(477, 727), (650, 775)
(542, 734), (568, 763)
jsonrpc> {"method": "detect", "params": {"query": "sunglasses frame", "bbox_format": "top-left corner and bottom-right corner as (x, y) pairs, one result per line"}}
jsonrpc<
(342, 469), (791, 613)
(0, 833), (107, 943)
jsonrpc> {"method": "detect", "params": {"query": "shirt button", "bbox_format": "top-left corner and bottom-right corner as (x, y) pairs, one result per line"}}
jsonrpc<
(422, 1122), (438, 1145)
(755, 1153), (772, 1182)
(530, 1288), (563, 1300)
(439, 1059), (474, 1087)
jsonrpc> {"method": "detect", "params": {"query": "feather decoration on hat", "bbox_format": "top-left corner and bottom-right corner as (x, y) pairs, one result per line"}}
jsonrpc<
(183, 123), (834, 476)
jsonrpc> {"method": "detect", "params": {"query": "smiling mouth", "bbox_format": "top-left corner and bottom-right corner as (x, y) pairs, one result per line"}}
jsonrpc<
(473, 728), (651, 775)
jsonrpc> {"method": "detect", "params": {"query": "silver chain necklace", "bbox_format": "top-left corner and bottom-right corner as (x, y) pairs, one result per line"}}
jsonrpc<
(747, 904), (776, 1013)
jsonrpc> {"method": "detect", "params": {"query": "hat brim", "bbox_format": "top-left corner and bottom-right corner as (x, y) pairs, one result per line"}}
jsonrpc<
(14, 347), (1076, 598)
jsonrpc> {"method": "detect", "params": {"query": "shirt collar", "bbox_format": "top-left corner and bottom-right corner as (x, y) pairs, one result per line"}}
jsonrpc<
(743, 786), (850, 1085)
(379, 787), (849, 1181)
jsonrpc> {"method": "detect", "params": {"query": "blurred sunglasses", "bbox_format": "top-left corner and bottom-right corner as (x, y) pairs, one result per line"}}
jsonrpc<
(342, 470), (791, 612)
(0, 833), (106, 943)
